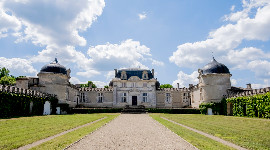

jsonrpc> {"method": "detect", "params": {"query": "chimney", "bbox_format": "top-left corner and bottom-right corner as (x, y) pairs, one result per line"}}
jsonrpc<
(114, 69), (117, 77)
(177, 83), (179, 88)
(189, 84), (193, 88)
(152, 69), (154, 78)
(246, 83), (252, 89)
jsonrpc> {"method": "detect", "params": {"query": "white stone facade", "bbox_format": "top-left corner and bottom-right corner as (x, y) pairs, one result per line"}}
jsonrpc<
(16, 58), (234, 109)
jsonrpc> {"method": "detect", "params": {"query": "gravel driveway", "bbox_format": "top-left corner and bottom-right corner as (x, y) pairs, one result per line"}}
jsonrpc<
(67, 114), (197, 150)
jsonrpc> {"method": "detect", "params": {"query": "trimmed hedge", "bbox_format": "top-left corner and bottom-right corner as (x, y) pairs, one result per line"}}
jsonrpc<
(72, 108), (123, 114)
(199, 98), (227, 115)
(147, 108), (200, 114)
(0, 91), (58, 118)
(227, 92), (270, 118)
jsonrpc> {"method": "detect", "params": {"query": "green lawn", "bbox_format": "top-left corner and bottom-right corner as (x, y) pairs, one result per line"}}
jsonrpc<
(0, 114), (119, 150)
(30, 114), (118, 150)
(151, 114), (270, 150)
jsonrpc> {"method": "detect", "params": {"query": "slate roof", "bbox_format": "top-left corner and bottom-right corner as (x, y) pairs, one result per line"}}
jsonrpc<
(202, 58), (230, 75)
(115, 68), (154, 80)
(40, 58), (67, 75)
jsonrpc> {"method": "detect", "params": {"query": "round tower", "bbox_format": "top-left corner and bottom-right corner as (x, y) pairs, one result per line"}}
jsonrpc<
(198, 58), (231, 103)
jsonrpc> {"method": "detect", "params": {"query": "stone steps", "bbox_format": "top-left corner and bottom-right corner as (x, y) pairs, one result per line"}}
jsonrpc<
(121, 105), (147, 114)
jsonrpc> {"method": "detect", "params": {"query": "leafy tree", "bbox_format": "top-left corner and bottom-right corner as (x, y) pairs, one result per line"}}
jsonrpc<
(0, 67), (10, 78)
(104, 85), (109, 88)
(0, 67), (16, 85)
(160, 84), (173, 88)
(80, 81), (97, 88)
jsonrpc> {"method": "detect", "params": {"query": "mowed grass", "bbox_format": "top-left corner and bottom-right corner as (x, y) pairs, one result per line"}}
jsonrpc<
(30, 114), (118, 150)
(151, 115), (234, 150)
(0, 114), (119, 150)
(152, 114), (270, 150)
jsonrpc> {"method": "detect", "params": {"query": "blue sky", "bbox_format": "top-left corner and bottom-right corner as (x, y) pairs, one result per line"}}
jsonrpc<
(1, 0), (270, 88)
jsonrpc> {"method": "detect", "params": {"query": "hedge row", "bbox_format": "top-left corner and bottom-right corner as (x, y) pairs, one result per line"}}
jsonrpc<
(72, 108), (123, 114)
(147, 108), (200, 114)
(0, 92), (58, 118)
(199, 98), (227, 115)
(227, 92), (270, 118)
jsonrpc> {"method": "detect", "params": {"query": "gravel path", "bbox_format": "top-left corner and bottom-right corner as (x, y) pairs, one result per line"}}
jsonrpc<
(67, 114), (197, 150)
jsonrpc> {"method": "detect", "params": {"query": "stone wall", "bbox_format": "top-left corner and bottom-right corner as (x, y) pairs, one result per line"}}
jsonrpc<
(0, 84), (56, 98)
(227, 87), (270, 98)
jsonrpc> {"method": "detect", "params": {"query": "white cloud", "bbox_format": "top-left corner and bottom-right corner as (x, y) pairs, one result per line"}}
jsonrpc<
(77, 70), (101, 78)
(222, 47), (270, 69)
(0, 57), (37, 76)
(70, 77), (86, 84)
(172, 71), (198, 88)
(93, 81), (107, 88)
(170, 0), (270, 81)
(0, 1), (21, 38)
(87, 39), (162, 70)
(230, 5), (235, 11)
(2, 0), (105, 47)
(231, 78), (237, 86)
(248, 60), (270, 78)
(105, 71), (115, 80)
(252, 79), (270, 89)
(138, 13), (147, 20)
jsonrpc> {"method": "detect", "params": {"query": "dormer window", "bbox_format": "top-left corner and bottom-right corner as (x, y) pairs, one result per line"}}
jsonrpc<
(121, 71), (127, 80)
(142, 71), (148, 80)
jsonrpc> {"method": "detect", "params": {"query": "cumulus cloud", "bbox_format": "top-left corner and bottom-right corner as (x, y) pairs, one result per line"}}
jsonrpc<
(2, 0), (105, 47)
(252, 79), (270, 89)
(93, 81), (107, 88)
(138, 12), (147, 20)
(170, 0), (270, 68)
(248, 60), (270, 78)
(231, 79), (237, 86)
(0, 57), (37, 76)
(87, 39), (163, 70)
(0, 1), (21, 38)
(172, 71), (199, 88)
(170, 0), (270, 84)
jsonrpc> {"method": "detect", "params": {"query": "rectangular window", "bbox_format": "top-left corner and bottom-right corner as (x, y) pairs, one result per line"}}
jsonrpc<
(143, 93), (148, 102)
(143, 83), (147, 87)
(166, 93), (171, 103)
(98, 93), (103, 103)
(80, 93), (85, 103)
(121, 93), (127, 103)
(133, 82), (136, 87)
(122, 82), (126, 87)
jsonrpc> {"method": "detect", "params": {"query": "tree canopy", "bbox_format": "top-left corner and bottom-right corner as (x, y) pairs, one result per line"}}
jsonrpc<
(0, 67), (16, 85)
(80, 81), (97, 88)
(160, 84), (173, 88)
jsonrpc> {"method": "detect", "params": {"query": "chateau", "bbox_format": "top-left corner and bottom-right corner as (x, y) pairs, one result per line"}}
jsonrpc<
(16, 57), (235, 108)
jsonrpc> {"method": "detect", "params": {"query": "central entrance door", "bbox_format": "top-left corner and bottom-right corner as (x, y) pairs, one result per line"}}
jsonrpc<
(132, 96), (137, 106)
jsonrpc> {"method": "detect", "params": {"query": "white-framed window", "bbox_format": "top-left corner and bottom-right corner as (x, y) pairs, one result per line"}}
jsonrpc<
(121, 93), (127, 103)
(166, 93), (171, 103)
(143, 83), (147, 87)
(122, 82), (126, 87)
(132, 82), (136, 87)
(80, 93), (85, 103)
(98, 93), (103, 103)
(143, 93), (148, 102)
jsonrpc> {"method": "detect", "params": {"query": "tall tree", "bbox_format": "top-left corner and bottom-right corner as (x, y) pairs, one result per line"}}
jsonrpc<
(0, 67), (16, 85)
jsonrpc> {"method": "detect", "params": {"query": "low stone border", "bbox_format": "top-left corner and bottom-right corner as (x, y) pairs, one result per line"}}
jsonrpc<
(161, 117), (247, 150)
(16, 117), (107, 150)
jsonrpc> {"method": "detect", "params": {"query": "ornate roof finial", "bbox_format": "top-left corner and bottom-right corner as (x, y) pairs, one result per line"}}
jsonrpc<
(54, 58), (58, 63)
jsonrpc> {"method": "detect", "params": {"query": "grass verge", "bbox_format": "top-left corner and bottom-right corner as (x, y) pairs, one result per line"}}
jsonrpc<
(30, 114), (118, 150)
(150, 114), (234, 150)
(154, 114), (270, 150)
(0, 114), (118, 149)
